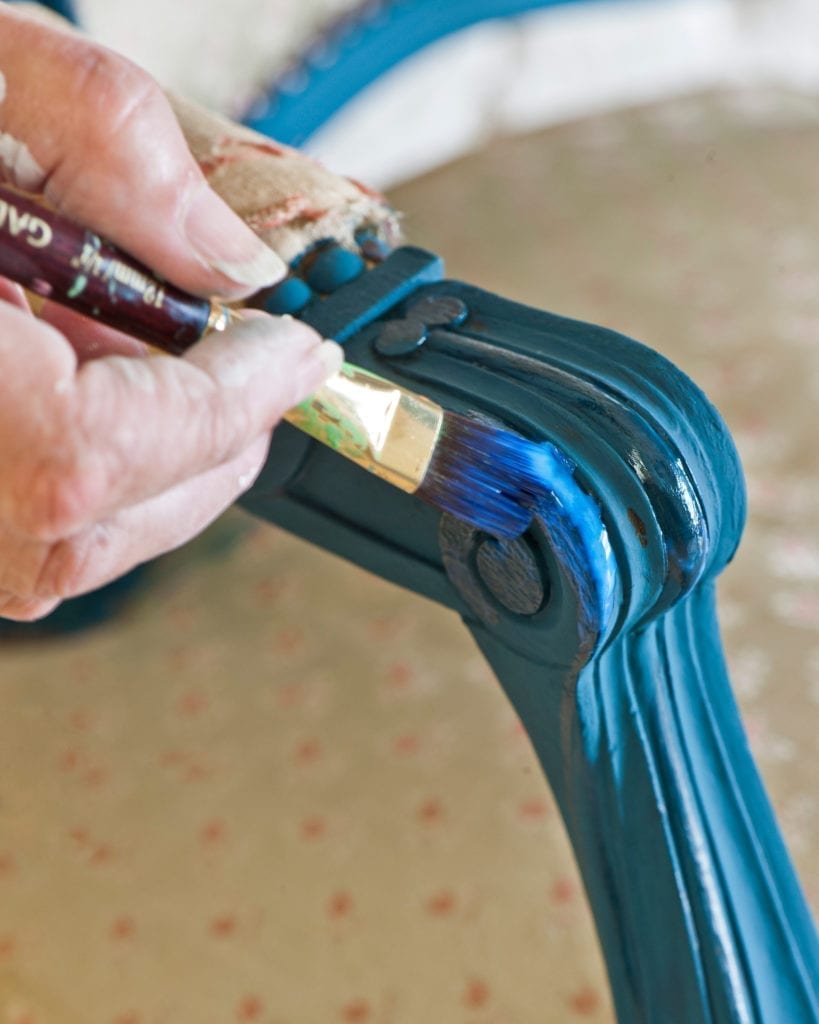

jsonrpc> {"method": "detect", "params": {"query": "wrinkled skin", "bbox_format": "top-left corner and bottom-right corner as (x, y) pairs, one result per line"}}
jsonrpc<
(0, 4), (340, 621)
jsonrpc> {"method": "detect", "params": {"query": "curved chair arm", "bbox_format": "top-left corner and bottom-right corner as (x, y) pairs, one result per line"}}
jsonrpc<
(240, 246), (819, 1023)
(243, 0), (631, 145)
(4, 7), (816, 1013)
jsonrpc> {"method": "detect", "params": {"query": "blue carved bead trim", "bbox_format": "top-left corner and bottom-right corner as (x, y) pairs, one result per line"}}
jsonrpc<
(297, 246), (445, 343)
(245, 245), (745, 653)
(306, 246), (366, 292)
(254, 238), (444, 333)
(242, 0), (626, 145)
(263, 276), (314, 315)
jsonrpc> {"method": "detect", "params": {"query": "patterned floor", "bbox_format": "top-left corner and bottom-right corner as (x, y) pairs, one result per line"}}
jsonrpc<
(0, 89), (817, 1024)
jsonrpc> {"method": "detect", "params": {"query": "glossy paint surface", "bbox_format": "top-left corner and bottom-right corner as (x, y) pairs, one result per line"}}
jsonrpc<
(241, 246), (819, 1022)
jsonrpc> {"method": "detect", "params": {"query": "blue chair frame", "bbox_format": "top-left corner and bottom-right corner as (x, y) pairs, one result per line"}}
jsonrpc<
(242, 0), (632, 146)
(242, 246), (819, 1023)
(6, 2), (818, 1019)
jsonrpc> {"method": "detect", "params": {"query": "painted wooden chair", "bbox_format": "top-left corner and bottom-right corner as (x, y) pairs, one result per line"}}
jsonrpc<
(240, 8), (819, 1018)
(6, 1), (819, 1019)
(237, 243), (818, 1021)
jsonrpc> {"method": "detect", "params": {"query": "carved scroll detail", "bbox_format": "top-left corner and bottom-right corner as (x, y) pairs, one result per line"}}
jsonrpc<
(243, 257), (819, 1023)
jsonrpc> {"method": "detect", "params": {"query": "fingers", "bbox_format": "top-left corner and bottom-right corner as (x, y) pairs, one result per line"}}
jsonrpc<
(37, 299), (152, 361)
(0, 592), (61, 622)
(0, 433), (273, 619)
(0, 305), (342, 543)
(0, 11), (346, 622)
(0, 297), (344, 620)
(0, 6), (287, 298)
(0, 275), (30, 311)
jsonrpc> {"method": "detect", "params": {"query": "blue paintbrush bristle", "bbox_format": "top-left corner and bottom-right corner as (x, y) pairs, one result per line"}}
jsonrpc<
(416, 412), (567, 539)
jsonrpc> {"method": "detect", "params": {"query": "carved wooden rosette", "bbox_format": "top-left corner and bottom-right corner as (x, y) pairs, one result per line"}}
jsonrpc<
(241, 253), (819, 1022)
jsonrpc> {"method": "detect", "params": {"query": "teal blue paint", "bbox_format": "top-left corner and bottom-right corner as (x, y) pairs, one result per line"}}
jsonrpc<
(530, 445), (618, 637)
(243, 0), (634, 145)
(2, 0), (809, 1005)
(306, 245), (366, 293)
(301, 246), (444, 343)
(6, 0), (76, 19)
(241, 247), (818, 1022)
(263, 276), (313, 315)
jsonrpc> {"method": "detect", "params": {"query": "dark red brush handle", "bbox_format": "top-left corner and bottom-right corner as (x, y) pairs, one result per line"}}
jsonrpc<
(0, 184), (212, 354)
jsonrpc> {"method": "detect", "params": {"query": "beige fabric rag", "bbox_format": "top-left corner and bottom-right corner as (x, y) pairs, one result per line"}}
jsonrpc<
(167, 93), (401, 263)
(13, 1), (402, 265)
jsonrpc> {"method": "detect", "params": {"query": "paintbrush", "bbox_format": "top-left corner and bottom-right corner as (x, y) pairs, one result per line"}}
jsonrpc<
(0, 184), (553, 539)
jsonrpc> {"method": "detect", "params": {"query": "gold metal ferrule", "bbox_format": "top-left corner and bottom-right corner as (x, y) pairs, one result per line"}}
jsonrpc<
(283, 364), (444, 492)
(206, 302), (239, 334)
(203, 307), (442, 492)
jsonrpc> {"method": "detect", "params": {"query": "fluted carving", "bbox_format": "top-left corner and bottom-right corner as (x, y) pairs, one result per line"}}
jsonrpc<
(241, 248), (819, 1022)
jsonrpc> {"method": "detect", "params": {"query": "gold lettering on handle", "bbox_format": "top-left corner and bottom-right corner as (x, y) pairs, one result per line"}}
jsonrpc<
(0, 200), (53, 249)
(68, 238), (165, 309)
(27, 218), (52, 249)
(0, 209), (164, 309)
(7, 207), (29, 237)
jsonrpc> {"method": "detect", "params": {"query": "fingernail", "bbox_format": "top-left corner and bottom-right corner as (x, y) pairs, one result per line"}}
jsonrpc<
(238, 467), (258, 490)
(317, 340), (344, 379)
(184, 186), (287, 290)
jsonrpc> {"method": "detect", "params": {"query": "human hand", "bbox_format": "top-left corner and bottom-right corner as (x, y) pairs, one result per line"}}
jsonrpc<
(0, 5), (341, 620)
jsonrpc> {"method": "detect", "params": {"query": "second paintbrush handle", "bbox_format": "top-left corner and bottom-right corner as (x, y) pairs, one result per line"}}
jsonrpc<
(0, 184), (226, 353)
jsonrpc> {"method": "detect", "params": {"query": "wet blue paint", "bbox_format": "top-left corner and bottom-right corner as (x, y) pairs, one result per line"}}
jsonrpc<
(242, 246), (819, 1022)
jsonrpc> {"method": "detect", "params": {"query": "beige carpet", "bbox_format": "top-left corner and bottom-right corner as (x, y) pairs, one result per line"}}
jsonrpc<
(0, 89), (817, 1024)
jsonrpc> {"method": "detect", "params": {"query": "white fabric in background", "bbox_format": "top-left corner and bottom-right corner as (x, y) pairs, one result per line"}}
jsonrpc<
(73, 0), (817, 187)
(75, 0), (353, 115)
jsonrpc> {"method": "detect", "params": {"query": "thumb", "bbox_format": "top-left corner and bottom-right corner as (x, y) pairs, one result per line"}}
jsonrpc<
(0, 5), (287, 299)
